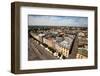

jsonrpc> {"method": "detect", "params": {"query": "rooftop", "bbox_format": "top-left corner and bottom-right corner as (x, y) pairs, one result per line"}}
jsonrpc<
(78, 48), (88, 57)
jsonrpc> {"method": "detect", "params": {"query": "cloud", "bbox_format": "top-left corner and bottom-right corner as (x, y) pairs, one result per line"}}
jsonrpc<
(28, 15), (88, 27)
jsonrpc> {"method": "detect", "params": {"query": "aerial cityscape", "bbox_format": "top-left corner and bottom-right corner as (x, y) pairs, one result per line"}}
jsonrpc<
(28, 15), (88, 60)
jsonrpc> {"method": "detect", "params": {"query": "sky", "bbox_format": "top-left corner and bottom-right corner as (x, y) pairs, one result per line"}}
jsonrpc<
(28, 15), (88, 27)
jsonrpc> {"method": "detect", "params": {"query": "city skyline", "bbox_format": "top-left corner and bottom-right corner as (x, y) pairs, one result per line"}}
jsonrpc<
(28, 15), (88, 27)
(28, 26), (88, 60)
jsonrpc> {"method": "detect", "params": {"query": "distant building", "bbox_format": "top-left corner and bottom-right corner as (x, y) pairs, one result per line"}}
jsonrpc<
(55, 36), (74, 57)
(38, 33), (45, 42)
(56, 37), (64, 42)
(46, 38), (54, 48)
(43, 37), (55, 48)
(76, 48), (88, 59)
(78, 32), (85, 37)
